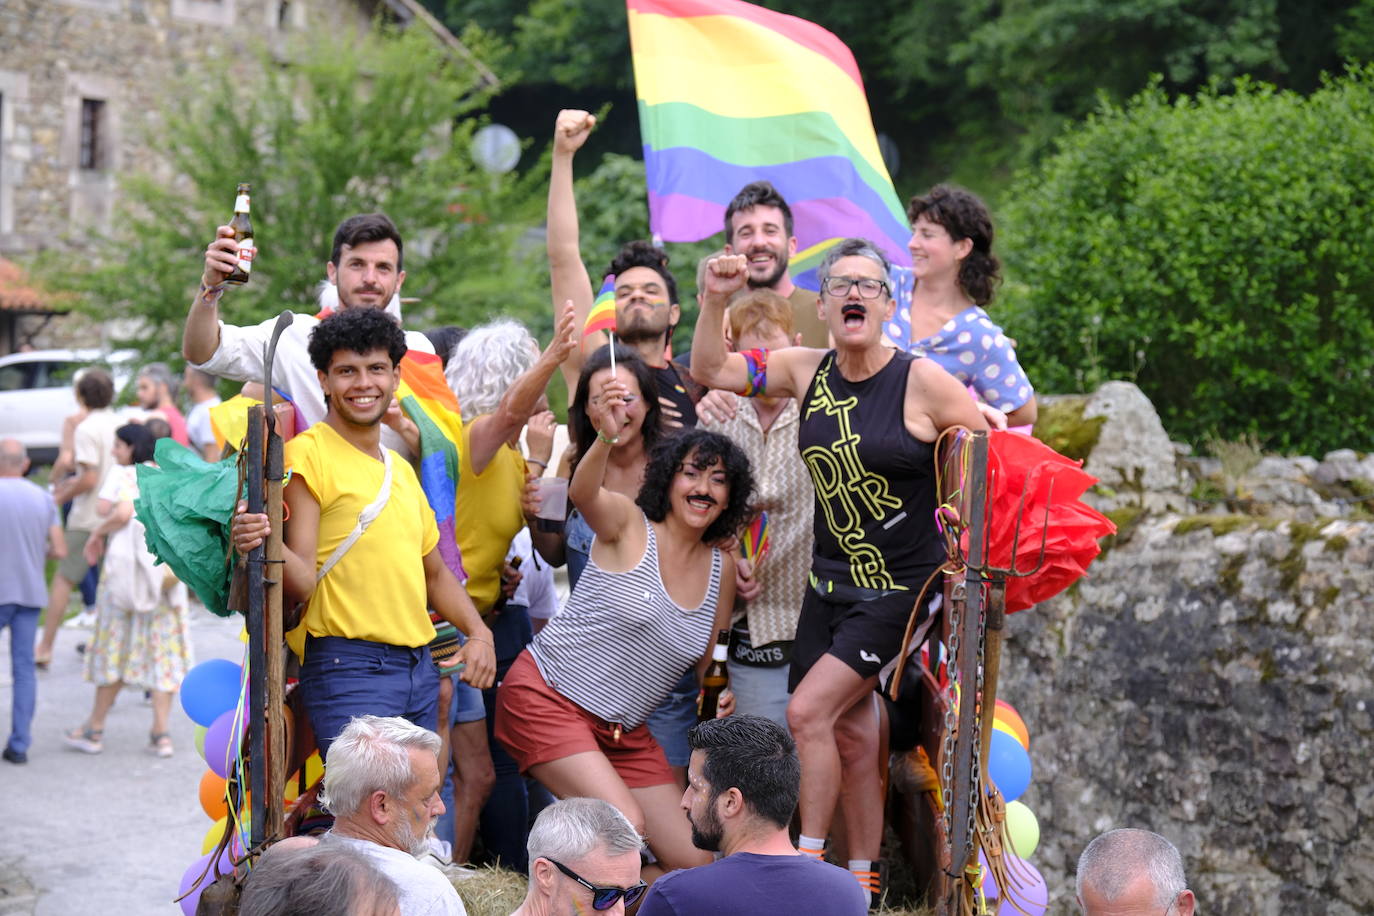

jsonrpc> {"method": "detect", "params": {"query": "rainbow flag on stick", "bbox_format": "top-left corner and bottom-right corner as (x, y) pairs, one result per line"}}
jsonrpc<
(740, 510), (770, 567)
(627, 0), (912, 292)
(584, 275), (617, 337)
(396, 350), (468, 582)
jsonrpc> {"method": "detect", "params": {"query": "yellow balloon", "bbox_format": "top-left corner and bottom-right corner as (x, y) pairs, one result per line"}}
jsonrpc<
(993, 718), (1029, 750)
(1005, 800), (1040, 858)
(201, 815), (229, 855)
(304, 751), (324, 786)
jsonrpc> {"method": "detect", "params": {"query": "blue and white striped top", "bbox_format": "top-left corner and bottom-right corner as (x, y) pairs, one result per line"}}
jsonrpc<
(529, 516), (723, 730)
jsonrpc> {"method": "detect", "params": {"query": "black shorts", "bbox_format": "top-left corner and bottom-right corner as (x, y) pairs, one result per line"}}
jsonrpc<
(789, 576), (937, 691)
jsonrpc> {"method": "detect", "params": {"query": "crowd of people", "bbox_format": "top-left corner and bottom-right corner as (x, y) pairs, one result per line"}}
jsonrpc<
(0, 106), (1199, 914)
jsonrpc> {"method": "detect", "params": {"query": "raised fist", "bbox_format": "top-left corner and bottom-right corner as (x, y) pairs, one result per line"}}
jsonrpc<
(554, 109), (597, 155)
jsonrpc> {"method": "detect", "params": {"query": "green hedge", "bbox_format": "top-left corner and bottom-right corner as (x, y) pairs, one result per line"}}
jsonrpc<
(998, 69), (1374, 455)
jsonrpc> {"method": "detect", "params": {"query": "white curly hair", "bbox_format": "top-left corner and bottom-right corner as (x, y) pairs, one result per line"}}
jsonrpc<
(445, 318), (539, 421)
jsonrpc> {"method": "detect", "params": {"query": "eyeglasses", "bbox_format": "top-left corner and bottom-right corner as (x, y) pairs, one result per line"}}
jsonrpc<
(546, 858), (648, 910)
(822, 276), (889, 299)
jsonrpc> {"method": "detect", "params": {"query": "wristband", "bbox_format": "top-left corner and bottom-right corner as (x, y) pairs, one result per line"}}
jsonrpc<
(467, 635), (493, 647)
(526, 458), (548, 469)
(199, 281), (226, 304)
(596, 429), (620, 446)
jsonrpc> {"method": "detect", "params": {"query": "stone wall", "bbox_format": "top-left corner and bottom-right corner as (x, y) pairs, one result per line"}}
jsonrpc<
(1000, 382), (1373, 913)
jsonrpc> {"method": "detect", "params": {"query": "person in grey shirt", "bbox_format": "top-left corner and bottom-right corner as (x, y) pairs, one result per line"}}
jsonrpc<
(0, 439), (65, 763)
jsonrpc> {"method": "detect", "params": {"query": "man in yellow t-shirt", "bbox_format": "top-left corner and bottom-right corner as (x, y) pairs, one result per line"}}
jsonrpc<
(234, 308), (494, 754)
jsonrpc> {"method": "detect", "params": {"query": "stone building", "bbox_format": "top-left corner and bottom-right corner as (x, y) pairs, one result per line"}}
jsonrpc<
(0, 0), (483, 350)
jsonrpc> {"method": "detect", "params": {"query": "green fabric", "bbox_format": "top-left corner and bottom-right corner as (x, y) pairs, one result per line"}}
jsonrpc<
(135, 438), (240, 618)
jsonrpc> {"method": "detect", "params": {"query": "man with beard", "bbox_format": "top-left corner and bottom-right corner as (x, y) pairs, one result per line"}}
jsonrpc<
(134, 363), (190, 446)
(230, 309), (494, 753)
(723, 181), (828, 349)
(183, 212), (434, 457)
(636, 715), (865, 916)
(318, 715), (467, 916)
(549, 110), (699, 428)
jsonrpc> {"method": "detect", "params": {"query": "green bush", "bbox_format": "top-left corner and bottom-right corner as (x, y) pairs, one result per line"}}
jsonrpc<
(997, 68), (1374, 455)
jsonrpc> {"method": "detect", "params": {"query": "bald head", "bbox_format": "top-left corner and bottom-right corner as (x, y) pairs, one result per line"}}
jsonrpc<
(1077, 828), (1194, 915)
(0, 438), (28, 475)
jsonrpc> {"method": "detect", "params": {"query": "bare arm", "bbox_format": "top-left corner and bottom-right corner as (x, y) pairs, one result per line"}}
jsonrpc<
(905, 359), (991, 442)
(1005, 397), (1038, 427)
(694, 557), (737, 682)
(568, 379), (638, 545)
(232, 475), (319, 606)
(690, 254), (822, 399)
(183, 225), (239, 364)
(422, 548), (496, 688)
(548, 110), (600, 395)
(47, 523), (66, 559)
(82, 500), (134, 566)
(467, 301), (577, 475)
(52, 465), (98, 506)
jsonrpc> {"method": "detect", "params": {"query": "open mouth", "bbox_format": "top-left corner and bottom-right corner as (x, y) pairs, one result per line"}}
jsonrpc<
(685, 495), (717, 512)
(841, 303), (867, 328)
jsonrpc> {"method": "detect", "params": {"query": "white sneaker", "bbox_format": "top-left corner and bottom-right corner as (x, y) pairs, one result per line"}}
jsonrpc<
(62, 609), (97, 629)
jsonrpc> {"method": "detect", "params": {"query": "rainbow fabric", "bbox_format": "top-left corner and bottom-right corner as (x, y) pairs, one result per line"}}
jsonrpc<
(395, 350), (468, 582)
(627, 0), (912, 291)
(740, 509), (770, 565)
(584, 275), (617, 337)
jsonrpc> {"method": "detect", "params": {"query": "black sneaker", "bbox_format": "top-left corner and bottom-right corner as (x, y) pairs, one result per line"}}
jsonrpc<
(2, 746), (27, 764)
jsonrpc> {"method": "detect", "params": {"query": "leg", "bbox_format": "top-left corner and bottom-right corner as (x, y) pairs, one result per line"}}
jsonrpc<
(834, 691), (884, 860)
(2, 606), (39, 755)
(529, 751), (646, 835)
(787, 654), (879, 842)
(629, 782), (712, 871)
(643, 670), (697, 789)
(150, 690), (175, 738)
(448, 718), (496, 863)
(435, 675), (454, 791)
(35, 573), (75, 664)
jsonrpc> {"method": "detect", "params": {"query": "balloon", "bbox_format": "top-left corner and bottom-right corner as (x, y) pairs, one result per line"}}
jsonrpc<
(1004, 800), (1040, 858)
(193, 724), (209, 760)
(994, 699), (1030, 749)
(993, 718), (1029, 750)
(204, 708), (247, 779)
(200, 815), (247, 857)
(179, 659), (243, 727)
(304, 750), (324, 786)
(976, 850), (1000, 902)
(177, 849), (234, 916)
(988, 729), (1032, 802)
(199, 770), (228, 821)
(996, 860), (1048, 915)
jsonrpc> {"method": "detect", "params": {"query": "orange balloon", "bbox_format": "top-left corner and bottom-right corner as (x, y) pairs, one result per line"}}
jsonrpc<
(994, 700), (1031, 749)
(199, 770), (228, 821)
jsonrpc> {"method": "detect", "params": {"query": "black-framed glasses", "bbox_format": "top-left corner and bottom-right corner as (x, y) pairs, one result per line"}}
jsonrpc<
(546, 857), (648, 910)
(822, 276), (889, 299)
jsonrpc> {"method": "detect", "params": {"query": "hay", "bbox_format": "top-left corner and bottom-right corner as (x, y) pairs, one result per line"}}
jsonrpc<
(449, 864), (528, 916)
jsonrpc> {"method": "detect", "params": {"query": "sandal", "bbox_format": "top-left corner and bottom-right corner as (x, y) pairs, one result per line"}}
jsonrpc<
(149, 732), (174, 758)
(63, 725), (103, 755)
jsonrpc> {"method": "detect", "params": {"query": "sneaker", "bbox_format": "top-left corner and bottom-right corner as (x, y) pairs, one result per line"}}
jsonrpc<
(63, 725), (103, 754)
(2, 746), (26, 764)
(62, 609), (97, 629)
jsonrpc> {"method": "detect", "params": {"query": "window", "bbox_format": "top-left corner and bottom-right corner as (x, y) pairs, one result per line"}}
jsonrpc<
(79, 98), (105, 170)
(278, 1), (291, 27)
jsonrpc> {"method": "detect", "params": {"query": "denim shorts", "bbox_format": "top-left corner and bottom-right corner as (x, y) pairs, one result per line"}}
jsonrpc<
(449, 675), (488, 725)
(644, 670), (700, 768)
(299, 635), (439, 754)
(565, 510), (594, 591)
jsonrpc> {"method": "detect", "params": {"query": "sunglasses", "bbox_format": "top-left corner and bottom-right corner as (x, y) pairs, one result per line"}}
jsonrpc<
(547, 857), (648, 910)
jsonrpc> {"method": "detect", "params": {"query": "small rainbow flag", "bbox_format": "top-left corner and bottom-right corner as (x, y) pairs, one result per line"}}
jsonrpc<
(740, 509), (770, 566)
(627, 0), (912, 291)
(395, 350), (468, 582)
(584, 275), (617, 338)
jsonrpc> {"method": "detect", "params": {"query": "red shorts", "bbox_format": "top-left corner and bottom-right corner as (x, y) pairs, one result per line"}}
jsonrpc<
(494, 650), (675, 789)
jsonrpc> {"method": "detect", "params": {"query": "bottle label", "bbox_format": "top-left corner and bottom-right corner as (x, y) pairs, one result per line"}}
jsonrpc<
(711, 643), (728, 661)
(236, 237), (256, 273)
(234, 194), (250, 212)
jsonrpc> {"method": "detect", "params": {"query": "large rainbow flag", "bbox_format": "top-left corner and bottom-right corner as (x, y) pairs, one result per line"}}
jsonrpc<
(627, 0), (912, 293)
(396, 350), (468, 582)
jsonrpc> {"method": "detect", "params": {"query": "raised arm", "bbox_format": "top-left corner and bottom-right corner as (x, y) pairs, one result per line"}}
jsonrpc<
(466, 301), (577, 475)
(183, 225), (239, 364)
(548, 109), (600, 395)
(689, 254), (822, 399)
(568, 375), (638, 544)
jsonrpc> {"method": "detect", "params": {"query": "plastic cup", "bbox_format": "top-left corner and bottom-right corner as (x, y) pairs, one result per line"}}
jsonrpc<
(534, 477), (568, 531)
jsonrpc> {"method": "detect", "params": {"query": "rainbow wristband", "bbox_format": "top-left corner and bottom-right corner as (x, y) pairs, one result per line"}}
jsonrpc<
(736, 348), (770, 398)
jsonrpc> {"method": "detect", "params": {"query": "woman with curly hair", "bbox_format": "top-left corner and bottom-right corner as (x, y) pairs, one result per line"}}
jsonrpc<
(906, 184), (1037, 427)
(496, 410), (751, 879)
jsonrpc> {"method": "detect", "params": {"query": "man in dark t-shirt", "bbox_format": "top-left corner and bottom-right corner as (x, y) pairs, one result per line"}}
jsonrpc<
(636, 716), (866, 916)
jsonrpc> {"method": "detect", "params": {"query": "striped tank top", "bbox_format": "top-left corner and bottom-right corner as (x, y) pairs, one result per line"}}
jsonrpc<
(529, 516), (723, 729)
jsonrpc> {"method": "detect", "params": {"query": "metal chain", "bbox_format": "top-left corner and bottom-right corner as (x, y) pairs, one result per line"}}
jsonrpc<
(966, 583), (986, 871)
(940, 580), (964, 844)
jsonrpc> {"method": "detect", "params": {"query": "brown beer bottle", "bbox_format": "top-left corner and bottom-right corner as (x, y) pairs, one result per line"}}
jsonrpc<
(225, 183), (255, 286)
(697, 629), (730, 721)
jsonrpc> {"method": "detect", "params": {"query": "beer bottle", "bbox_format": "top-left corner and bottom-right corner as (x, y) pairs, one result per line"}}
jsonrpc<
(697, 629), (730, 721)
(225, 182), (255, 286)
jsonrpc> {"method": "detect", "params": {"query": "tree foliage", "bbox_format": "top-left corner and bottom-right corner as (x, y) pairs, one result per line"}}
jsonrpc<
(996, 69), (1374, 454)
(41, 26), (552, 355)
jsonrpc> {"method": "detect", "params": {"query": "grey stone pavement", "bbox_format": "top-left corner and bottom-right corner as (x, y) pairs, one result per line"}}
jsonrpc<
(0, 608), (246, 915)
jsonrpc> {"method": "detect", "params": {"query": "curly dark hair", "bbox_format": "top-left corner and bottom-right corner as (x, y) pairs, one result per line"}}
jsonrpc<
(307, 307), (408, 372)
(907, 184), (1001, 306)
(75, 368), (114, 410)
(330, 213), (404, 270)
(636, 429), (753, 544)
(569, 344), (662, 473)
(724, 180), (794, 242)
(607, 240), (679, 307)
(116, 422), (156, 464)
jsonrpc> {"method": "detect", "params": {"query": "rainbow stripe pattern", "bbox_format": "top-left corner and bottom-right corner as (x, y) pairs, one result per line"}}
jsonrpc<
(740, 509), (770, 565)
(396, 350), (468, 582)
(584, 275), (617, 337)
(627, 0), (912, 291)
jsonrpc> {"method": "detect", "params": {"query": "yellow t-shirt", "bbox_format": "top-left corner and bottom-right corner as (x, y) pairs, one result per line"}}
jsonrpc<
(286, 423), (439, 648)
(454, 421), (527, 613)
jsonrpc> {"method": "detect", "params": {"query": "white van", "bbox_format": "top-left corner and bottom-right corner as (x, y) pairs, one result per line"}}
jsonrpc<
(0, 348), (137, 465)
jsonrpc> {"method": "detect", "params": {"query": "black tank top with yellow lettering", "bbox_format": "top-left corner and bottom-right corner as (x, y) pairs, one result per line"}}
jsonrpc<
(797, 349), (943, 592)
